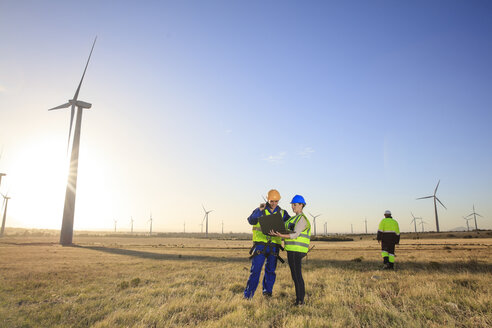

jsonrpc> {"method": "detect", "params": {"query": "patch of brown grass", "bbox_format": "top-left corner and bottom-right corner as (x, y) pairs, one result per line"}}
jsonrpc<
(0, 236), (491, 327)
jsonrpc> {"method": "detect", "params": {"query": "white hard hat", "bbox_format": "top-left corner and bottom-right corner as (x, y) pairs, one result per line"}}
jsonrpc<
(384, 210), (392, 215)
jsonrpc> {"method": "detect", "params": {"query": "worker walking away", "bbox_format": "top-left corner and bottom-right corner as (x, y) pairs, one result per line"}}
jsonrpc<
(377, 210), (400, 270)
(244, 189), (290, 299)
(270, 195), (311, 306)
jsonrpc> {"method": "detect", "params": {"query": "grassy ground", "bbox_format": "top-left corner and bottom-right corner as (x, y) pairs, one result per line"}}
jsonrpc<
(0, 235), (491, 328)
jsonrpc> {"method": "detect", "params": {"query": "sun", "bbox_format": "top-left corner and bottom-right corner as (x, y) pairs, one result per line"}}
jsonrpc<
(5, 137), (67, 229)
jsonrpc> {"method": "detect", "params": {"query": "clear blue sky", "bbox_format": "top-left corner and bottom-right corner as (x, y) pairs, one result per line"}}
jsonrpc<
(1, 0), (491, 233)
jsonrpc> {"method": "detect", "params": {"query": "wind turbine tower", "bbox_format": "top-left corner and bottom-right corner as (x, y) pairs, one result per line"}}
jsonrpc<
(131, 217), (134, 234)
(1, 193), (11, 236)
(466, 205), (483, 231)
(202, 205), (213, 238)
(309, 213), (321, 236)
(417, 180), (446, 232)
(49, 37), (97, 246)
(149, 213), (153, 235)
(364, 218), (368, 234)
(324, 222), (327, 235)
(113, 219), (117, 232)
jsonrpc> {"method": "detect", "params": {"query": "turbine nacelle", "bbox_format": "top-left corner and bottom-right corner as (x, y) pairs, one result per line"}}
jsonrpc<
(48, 99), (92, 111)
(71, 99), (92, 109)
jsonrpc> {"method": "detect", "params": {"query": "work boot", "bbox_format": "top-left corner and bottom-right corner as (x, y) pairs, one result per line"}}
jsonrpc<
(263, 292), (272, 297)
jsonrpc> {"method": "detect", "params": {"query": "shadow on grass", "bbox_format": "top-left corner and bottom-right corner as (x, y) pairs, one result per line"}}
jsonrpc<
(306, 258), (492, 273)
(75, 245), (248, 263)
(76, 245), (492, 273)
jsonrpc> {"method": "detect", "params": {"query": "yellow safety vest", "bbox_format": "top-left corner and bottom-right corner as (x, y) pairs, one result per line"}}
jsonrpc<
(284, 213), (311, 253)
(252, 208), (283, 245)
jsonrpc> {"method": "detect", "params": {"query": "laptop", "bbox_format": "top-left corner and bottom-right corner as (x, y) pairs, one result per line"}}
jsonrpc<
(258, 212), (292, 235)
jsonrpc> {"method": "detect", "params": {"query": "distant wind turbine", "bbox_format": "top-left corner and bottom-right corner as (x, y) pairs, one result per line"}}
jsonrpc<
(324, 221), (327, 235)
(49, 37), (97, 246)
(0, 148), (5, 190)
(202, 205), (213, 238)
(149, 213), (153, 235)
(418, 218), (428, 233)
(1, 193), (11, 236)
(410, 212), (420, 233)
(113, 219), (117, 232)
(417, 180), (446, 232)
(363, 217), (368, 234)
(466, 205), (483, 231)
(309, 213), (321, 236)
(130, 217), (134, 234)
(462, 216), (473, 232)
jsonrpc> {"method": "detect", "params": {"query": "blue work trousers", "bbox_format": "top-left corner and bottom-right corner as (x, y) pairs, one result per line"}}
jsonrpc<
(244, 244), (278, 299)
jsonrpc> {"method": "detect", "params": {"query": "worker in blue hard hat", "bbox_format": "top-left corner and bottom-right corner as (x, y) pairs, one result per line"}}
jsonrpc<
(244, 189), (291, 299)
(270, 194), (311, 306)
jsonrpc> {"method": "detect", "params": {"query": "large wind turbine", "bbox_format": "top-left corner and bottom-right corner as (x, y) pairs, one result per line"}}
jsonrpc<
(466, 205), (483, 231)
(202, 205), (213, 238)
(309, 213), (321, 236)
(49, 37), (97, 245)
(417, 180), (446, 232)
(1, 193), (11, 236)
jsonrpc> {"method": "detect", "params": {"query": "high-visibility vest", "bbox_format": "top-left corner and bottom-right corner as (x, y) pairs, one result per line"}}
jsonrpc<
(377, 217), (400, 244)
(252, 208), (283, 245)
(284, 213), (311, 253)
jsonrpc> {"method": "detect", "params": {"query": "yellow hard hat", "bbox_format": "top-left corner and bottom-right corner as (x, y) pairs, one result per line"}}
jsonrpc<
(267, 189), (281, 201)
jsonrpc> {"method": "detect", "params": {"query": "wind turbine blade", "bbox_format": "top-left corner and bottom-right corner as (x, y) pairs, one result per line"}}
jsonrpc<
(202, 204), (207, 213)
(73, 36), (97, 101)
(476, 213), (483, 217)
(411, 212), (415, 218)
(434, 180), (441, 195)
(436, 197), (447, 209)
(416, 196), (433, 200)
(48, 103), (71, 111)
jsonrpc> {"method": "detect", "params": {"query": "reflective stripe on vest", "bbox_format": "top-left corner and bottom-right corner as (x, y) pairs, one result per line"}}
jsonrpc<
(252, 208), (283, 245)
(284, 214), (311, 253)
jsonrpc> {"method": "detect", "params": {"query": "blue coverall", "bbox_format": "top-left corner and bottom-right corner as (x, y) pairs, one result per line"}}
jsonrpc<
(244, 205), (290, 299)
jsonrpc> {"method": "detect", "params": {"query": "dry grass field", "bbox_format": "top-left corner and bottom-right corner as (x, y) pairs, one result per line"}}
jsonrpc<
(0, 233), (491, 328)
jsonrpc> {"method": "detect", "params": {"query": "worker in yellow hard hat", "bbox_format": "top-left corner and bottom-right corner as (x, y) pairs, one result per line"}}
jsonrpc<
(244, 189), (291, 299)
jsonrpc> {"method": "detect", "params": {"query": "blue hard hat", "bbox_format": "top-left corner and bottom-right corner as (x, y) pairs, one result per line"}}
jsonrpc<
(290, 195), (306, 204)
